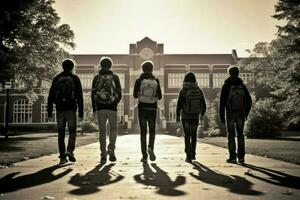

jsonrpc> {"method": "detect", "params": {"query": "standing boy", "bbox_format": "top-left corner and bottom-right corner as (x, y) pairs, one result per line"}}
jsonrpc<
(48, 59), (84, 165)
(219, 65), (252, 164)
(133, 60), (162, 163)
(92, 57), (122, 163)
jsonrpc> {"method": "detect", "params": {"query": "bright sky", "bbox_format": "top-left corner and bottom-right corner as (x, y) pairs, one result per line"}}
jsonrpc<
(54, 0), (279, 57)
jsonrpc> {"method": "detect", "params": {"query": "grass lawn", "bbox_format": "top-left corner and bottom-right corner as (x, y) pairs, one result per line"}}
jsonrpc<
(0, 132), (99, 166)
(201, 137), (300, 165)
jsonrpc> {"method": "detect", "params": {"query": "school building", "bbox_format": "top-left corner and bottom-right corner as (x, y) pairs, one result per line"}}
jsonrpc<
(0, 37), (253, 131)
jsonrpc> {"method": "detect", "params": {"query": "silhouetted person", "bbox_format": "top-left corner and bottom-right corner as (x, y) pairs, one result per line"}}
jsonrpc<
(47, 59), (83, 165)
(91, 57), (122, 163)
(133, 60), (162, 163)
(176, 72), (206, 163)
(219, 66), (252, 164)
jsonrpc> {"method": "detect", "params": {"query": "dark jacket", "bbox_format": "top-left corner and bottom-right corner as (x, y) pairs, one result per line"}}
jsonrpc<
(47, 71), (84, 118)
(219, 76), (252, 123)
(176, 82), (206, 120)
(133, 72), (162, 110)
(91, 68), (122, 112)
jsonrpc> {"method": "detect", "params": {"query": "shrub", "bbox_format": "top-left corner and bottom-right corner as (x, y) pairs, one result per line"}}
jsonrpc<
(245, 98), (283, 138)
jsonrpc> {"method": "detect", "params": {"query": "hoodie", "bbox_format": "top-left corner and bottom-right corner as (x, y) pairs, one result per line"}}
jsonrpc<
(91, 68), (122, 112)
(219, 76), (252, 123)
(47, 71), (84, 118)
(176, 82), (206, 120)
(133, 72), (162, 110)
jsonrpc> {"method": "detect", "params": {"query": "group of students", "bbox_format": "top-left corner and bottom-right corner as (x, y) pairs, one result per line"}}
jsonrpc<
(47, 57), (252, 165)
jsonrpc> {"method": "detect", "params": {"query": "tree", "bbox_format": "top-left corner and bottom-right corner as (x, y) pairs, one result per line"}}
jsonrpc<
(0, 0), (75, 97)
(238, 0), (300, 128)
(273, 0), (300, 53)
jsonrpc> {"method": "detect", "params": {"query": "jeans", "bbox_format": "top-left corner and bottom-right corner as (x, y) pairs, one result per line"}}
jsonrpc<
(226, 111), (245, 160)
(182, 119), (199, 159)
(56, 110), (77, 159)
(138, 108), (157, 158)
(97, 110), (118, 157)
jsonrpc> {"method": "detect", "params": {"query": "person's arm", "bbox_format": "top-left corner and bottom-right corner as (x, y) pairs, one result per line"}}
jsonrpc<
(200, 90), (206, 117)
(47, 77), (57, 118)
(91, 76), (98, 113)
(219, 84), (227, 123)
(243, 85), (252, 119)
(156, 78), (162, 100)
(176, 90), (184, 122)
(133, 78), (140, 99)
(114, 74), (122, 105)
(75, 75), (84, 118)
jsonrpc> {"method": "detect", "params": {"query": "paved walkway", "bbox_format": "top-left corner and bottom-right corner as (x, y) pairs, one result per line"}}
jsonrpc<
(0, 134), (299, 200)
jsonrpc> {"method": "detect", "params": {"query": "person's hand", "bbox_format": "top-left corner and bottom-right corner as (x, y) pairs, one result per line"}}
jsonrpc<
(176, 116), (180, 123)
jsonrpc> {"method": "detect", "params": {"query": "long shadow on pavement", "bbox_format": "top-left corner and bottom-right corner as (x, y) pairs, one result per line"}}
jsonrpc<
(0, 136), (49, 152)
(241, 163), (300, 189)
(0, 164), (73, 193)
(134, 163), (186, 196)
(68, 163), (124, 195)
(190, 161), (263, 196)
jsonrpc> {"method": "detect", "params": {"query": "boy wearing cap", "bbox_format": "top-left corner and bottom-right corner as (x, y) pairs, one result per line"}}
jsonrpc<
(92, 57), (122, 163)
(133, 60), (162, 163)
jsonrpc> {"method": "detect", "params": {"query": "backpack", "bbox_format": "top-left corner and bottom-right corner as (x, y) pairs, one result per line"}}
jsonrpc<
(55, 76), (75, 105)
(227, 85), (246, 112)
(139, 79), (158, 104)
(183, 87), (204, 114)
(94, 74), (118, 104)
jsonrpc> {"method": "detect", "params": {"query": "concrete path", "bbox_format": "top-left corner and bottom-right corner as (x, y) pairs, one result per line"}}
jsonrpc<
(0, 134), (299, 200)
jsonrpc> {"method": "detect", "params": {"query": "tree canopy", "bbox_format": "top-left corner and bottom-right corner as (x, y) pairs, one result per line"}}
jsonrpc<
(239, 0), (300, 128)
(0, 0), (75, 93)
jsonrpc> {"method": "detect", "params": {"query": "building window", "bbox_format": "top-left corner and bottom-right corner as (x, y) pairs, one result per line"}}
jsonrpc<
(115, 73), (125, 89)
(168, 73), (185, 88)
(117, 100), (125, 123)
(195, 73), (210, 88)
(213, 73), (228, 88)
(77, 74), (94, 89)
(13, 99), (32, 123)
(41, 101), (56, 123)
(168, 99), (177, 122)
(240, 73), (254, 84)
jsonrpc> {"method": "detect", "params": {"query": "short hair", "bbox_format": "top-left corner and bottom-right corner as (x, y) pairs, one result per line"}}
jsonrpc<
(62, 59), (75, 71)
(99, 56), (113, 69)
(227, 65), (239, 77)
(141, 60), (154, 72)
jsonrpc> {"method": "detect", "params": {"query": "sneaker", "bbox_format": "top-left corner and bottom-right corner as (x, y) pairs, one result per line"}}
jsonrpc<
(238, 158), (245, 164)
(66, 152), (76, 162)
(108, 149), (117, 162)
(59, 158), (68, 165)
(147, 147), (156, 161)
(185, 157), (192, 163)
(226, 158), (237, 164)
(140, 157), (148, 163)
(100, 156), (107, 164)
